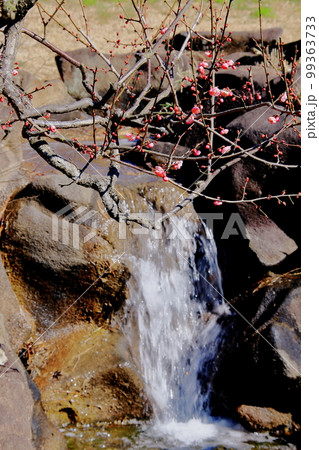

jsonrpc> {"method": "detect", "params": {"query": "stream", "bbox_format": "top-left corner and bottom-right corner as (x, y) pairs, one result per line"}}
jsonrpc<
(61, 218), (295, 449)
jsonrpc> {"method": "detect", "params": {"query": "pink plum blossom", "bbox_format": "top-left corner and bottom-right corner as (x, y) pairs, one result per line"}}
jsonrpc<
(267, 116), (280, 124)
(185, 114), (195, 125)
(219, 146), (231, 154)
(172, 160), (183, 170)
(191, 105), (202, 115)
(154, 166), (166, 178)
(220, 88), (233, 97)
(209, 86), (220, 97)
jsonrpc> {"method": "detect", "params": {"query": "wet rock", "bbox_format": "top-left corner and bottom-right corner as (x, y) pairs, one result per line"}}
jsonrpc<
(0, 158), (196, 427)
(27, 323), (151, 426)
(236, 405), (298, 436)
(210, 273), (301, 434)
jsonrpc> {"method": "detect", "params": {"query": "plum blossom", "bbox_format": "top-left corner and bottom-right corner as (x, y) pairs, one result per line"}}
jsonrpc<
(172, 160), (183, 170)
(220, 87), (233, 97)
(209, 86), (220, 97)
(220, 59), (236, 70)
(192, 149), (201, 156)
(191, 105), (202, 115)
(280, 92), (288, 102)
(154, 166), (166, 178)
(198, 61), (209, 69)
(48, 125), (56, 132)
(125, 132), (137, 142)
(185, 114), (195, 125)
(220, 128), (229, 135)
(219, 146), (231, 154)
(214, 198), (223, 206)
(267, 116), (280, 124)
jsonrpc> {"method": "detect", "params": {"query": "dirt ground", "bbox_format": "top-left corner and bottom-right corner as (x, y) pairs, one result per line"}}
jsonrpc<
(14, 0), (301, 82)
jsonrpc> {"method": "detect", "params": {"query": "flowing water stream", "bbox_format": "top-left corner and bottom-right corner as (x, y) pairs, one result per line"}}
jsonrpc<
(124, 218), (227, 424)
(62, 218), (294, 449)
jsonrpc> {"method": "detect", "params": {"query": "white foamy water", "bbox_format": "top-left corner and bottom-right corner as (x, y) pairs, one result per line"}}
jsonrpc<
(140, 418), (275, 449)
(120, 218), (292, 448)
(123, 219), (232, 428)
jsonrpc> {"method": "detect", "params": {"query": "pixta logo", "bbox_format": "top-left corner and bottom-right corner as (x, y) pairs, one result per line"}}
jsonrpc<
(52, 203), (98, 249)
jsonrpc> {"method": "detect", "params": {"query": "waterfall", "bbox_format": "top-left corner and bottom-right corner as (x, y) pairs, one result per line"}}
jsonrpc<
(123, 218), (229, 428)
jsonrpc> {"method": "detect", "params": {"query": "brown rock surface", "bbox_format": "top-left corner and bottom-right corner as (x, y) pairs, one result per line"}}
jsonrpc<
(237, 405), (298, 436)
(27, 323), (150, 426)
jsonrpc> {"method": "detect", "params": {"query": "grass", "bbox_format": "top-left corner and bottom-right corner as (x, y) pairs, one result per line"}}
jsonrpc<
(250, 5), (276, 18)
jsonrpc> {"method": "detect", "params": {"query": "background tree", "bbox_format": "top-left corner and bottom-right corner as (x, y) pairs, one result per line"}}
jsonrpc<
(0, 0), (301, 230)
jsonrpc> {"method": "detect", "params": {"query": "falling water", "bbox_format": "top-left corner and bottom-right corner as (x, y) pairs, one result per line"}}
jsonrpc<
(62, 217), (285, 448)
(122, 217), (241, 446)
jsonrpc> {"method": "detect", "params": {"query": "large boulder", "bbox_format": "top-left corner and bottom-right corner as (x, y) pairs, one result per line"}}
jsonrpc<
(209, 273), (301, 435)
(55, 48), (192, 106)
(26, 322), (151, 426)
(0, 126), (67, 448)
(170, 28), (283, 52)
(0, 153), (196, 427)
(194, 105), (300, 296)
(0, 313), (66, 449)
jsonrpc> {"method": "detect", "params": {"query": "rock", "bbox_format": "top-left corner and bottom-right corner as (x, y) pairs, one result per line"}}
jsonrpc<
(0, 176), (129, 331)
(268, 39), (301, 62)
(16, 70), (72, 107)
(0, 125), (35, 350)
(55, 48), (192, 105)
(222, 51), (263, 66)
(26, 323), (151, 426)
(193, 104), (300, 296)
(210, 273), (301, 433)
(225, 106), (301, 243)
(238, 203), (298, 267)
(250, 275), (301, 381)
(0, 315), (66, 449)
(0, 156), (196, 427)
(236, 405), (298, 436)
(215, 65), (279, 93)
(170, 28), (283, 52)
(14, 70), (88, 121)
